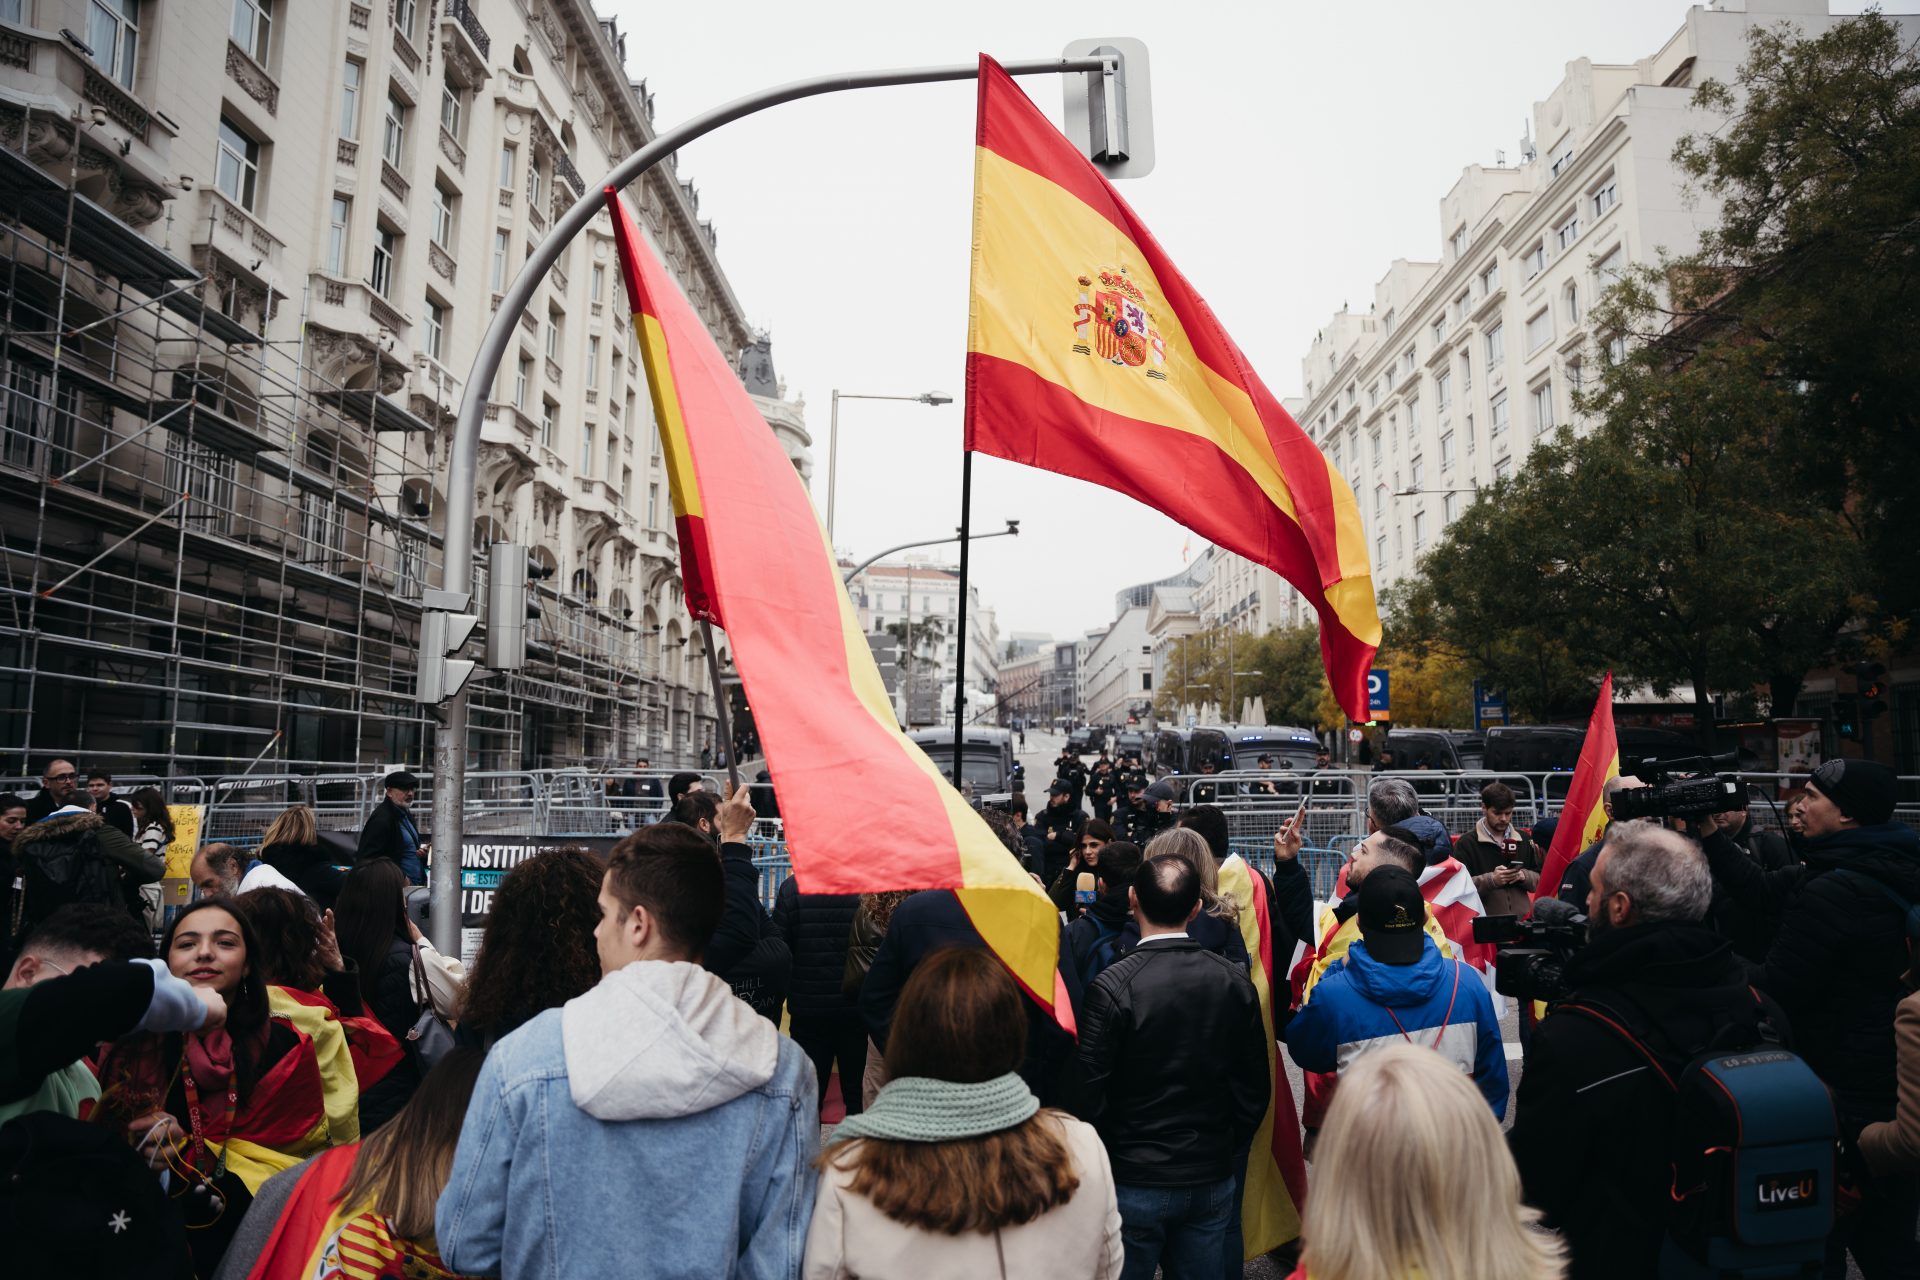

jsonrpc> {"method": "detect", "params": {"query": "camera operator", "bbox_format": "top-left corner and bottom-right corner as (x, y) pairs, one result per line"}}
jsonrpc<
(1554, 774), (1649, 910)
(1702, 794), (1798, 963)
(1509, 822), (1785, 1279)
(1692, 758), (1920, 1277)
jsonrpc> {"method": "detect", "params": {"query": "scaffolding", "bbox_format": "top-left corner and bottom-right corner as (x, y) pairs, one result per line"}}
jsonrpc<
(0, 142), (691, 780)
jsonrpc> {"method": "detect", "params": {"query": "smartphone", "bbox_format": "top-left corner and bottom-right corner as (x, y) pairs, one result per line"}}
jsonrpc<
(1504, 860), (1527, 871)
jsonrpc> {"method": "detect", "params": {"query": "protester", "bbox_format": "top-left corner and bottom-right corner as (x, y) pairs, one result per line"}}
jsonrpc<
(1509, 822), (1786, 1278)
(1005, 793), (1046, 874)
(1554, 774), (1649, 908)
(94, 901), (337, 1275)
(1693, 758), (1920, 1275)
(669, 787), (721, 835)
(0, 793), (26, 847)
(1181, 802), (1314, 955)
(772, 872), (865, 1116)
(807, 947), (1122, 1279)
(211, 1049), (487, 1280)
(1453, 781), (1539, 918)
(7, 792), (162, 941)
(1069, 854), (1268, 1279)
(842, 889), (914, 1109)
(356, 770), (423, 885)
(85, 771), (135, 839)
(191, 842), (243, 900)
(666, 770), (704, 808)
(1291, 1044), (1565, 1280)
(436, 819), (818, 1278)
(1049, 817), (1113, 917)
(1067, 840), (1144, 987)
(702, 783), (790, 1023)
(23, 758), (79, 823)
(0, 905), (178, 1123)
(1125, 828), (1247, 968)
(454, 847), (604, 1050)
(257, 805), (347, 910)
(332, 859), (422, 1132)
(127, 787), (173, 860)
(1284, 865), (1508, 1117)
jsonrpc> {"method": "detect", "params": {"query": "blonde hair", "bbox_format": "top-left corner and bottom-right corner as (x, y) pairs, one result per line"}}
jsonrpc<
(1303, 1045), (1565, 1280)
(1143, 827), (1237, 921)
(261, 804), (317, 848)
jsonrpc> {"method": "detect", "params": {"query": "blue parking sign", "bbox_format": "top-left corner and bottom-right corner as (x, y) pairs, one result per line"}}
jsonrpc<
(1367, 668), (1390, 720)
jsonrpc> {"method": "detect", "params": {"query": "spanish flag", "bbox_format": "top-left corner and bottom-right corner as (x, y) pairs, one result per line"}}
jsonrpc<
(1535, 672), (1619, 900)
(606, 190), (1074, 1030)
(965, 57), (1380, 719)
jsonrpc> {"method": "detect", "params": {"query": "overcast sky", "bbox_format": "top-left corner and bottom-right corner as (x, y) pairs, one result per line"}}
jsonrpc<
(603, 0), (1826, 643)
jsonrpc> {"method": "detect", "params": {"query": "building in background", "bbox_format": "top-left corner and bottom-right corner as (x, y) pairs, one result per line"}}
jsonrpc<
(844, 557), (1000, 726)
(1081, 566), (1200, 727)
(0, 0), (806, 774)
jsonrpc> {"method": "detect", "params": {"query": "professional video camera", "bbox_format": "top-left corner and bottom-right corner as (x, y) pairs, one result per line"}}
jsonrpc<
(1472, 898), (1588, 1003)
(1609, 753), (1746, 823)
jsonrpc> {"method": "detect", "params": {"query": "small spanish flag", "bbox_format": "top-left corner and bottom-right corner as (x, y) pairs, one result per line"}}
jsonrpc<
(965, 56), (1380, 720)
(605, 189), (1074, 1031)
(1535, 672), (1620, 900)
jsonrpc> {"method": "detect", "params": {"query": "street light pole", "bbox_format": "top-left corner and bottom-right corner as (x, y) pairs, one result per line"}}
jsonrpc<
(826, 389), (952, 543)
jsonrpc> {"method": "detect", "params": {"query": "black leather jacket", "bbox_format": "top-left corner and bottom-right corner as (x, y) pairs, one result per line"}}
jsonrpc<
(1069, 937), (1269, 1186)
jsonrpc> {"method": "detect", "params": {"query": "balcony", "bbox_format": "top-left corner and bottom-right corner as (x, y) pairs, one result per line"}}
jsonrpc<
(442, 0), (492, 66)
(305, 272), (410, 392)
(192, 187), (287, 302)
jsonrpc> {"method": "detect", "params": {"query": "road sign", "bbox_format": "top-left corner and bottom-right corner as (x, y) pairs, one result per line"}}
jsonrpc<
(1473, 680), (1509, 731)
(1347, 727), (1364, 744)
(1367, 668), (1390, 721)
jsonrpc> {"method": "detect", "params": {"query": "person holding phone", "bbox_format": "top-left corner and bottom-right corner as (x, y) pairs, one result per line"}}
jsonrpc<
(1453, 781), (1540, 918)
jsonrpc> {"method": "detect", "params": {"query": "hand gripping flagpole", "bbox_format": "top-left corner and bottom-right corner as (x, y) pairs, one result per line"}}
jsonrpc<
(426, 55), (1116, 952)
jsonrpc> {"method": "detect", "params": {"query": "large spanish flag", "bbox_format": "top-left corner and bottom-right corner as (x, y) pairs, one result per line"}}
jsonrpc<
(1535, 673), (1619, 901)
(607, 190), (1073, 1029)
(1221, 856), (1307, 1251)
(965, 57), (1380, 719)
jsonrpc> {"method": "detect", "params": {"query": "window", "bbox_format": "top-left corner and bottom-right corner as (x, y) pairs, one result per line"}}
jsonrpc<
(1440, 430), (1455, 470)
(1549, 144), (1574, 179)
(1411, 455), (1425, 488)
(1431, 316), (1446, 347)
(1449, 226), (1467, 260)
(514, 355), (532, 410)
(581, 422), (595, 476)
(340, 60), (363, 140)
(491, 229), (509, 292)
(1403, 346), (1417, 378)
(440, 82), (463, 140)
(325, 196), (350, 274)
(1331, 437), (1343, 473)
(1524, 242), (1546, 280)
(1592, 177), (1617, 218)
(1406, 397), (1420, 437)
(1374, 484), (1386, 519)
(1479, 261), (1500, 296)
(1443, 491), (1459, 524)
(1525, 308), (1553, 353)
(1460, 351), (1472, 391)
(647, 483), (659, 526)
(215, 118), (260, 211)
(498, 145), (514, 189)
(1531, 381), (1555, 436)
(1490, 391), (1509, 437)
(1436, 370), (1451, 410)
(526, 158), (543, 210)
(1465, 414), (1475, 454)
(545, 311), (561, 361)
(1368, 381), (1380, 408)
(87, 0), (139, 89)
(1375, 534), (1385, 566)
(1564, 282), (1581, 325)
(382, 90), (408, 168)
(424, 299), (446, 362)
(431, 183), (455, 250)
(369, 224), (396, 296)
(394, 0), (417, 41)
(1369, 431), (1382, 468)
(231, 0), (270, 63)
(1454, 292), (1470, 326)
(1382, 309), (1395, 335)
(1594, 246), (1624, 288)
(1494, 455), (1513, 480)
(591, 264), (605, 302)
(1485, 323), (1504, 369)
(1606, 333), (1627, 365)
(1413, 510), (1428, 551)
(1567, 358), (1585, 393)
(539, 399), (556, 448)
(587, 336), (599, 388)
(1556, 213), (1581, 253)
(0, 1), (23, 21)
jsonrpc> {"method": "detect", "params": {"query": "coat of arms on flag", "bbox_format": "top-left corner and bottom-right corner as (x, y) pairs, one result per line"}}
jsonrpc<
(1072, 268), (1167, 378)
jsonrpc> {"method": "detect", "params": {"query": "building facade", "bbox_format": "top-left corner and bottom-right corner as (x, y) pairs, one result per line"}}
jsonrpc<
(845, 558), (1000, 726)
(0, 0), (805, 775)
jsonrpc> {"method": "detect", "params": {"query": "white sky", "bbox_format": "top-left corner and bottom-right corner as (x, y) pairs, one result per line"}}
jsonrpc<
(603, 0), (1796, 641)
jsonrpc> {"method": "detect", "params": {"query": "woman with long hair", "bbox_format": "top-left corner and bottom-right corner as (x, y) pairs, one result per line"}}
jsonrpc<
(256, 805), (346, 910)
(1140, 828), (1247, 968)
(331, 859), (423, 1131)
(805, 947), (1122, 1279)
(212, 1048), (487, 1279)
(128, 786), (175, 859)
(455, 847), (603, 1048)
(95, 901), (337, 1276)
(1290, 1044), (1565, 1280)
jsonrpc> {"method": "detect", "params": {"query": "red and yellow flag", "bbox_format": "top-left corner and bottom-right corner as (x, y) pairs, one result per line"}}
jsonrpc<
(606, 189), (1073, 1030)
(964, 56), (1381, 719)
(1221, 856), (1307, 1251)
(1535, 673), (1620, 901)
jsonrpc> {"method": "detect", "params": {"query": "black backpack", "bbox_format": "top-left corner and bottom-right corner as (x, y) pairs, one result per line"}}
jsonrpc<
(1561, 991), (1835, 1280)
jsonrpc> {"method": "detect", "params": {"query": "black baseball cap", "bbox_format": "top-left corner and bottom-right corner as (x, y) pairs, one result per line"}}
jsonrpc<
(1048, 780), (1073, 797)
(1357, 865), (1428, 965)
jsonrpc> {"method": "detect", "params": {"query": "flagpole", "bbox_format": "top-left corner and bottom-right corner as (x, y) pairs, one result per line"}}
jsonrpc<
(949, 450), (974, 791)
(699, 619), (742, 795)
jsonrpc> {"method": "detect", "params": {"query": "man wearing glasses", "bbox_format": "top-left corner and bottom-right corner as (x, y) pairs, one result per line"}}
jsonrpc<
(24, 760), (81, 824)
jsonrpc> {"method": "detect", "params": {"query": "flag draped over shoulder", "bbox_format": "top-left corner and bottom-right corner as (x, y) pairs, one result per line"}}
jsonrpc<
(1220, 856), (1306, 1252)
(964, 56), (1381, 720)
(605, 190), (1073, 1030)
(1535, 673), (1620, 901)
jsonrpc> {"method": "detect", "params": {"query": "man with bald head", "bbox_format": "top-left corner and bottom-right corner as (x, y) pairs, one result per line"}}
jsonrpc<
(1555, 773), (1649, 910)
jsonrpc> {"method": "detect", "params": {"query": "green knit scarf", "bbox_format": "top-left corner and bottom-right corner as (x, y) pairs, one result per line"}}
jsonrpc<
(832, 1072), (1039, 1143)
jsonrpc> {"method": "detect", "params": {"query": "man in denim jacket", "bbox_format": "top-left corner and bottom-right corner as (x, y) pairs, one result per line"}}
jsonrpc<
(438, 819), (819, 1278)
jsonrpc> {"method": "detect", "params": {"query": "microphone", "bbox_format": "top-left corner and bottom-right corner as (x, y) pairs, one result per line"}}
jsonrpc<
(1529, 896), (1586, 928)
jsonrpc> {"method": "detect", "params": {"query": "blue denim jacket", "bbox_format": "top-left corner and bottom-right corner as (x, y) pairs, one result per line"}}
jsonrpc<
(437, 960), (819, 1278)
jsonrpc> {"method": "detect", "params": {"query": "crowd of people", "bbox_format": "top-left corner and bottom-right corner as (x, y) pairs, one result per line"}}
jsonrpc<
(0, 739), (1915, 1278)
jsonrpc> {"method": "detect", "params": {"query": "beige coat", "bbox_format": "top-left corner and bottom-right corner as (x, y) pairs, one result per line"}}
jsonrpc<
(802, 1114), (1124, 1280)
(1859, 988), (1920, 1174)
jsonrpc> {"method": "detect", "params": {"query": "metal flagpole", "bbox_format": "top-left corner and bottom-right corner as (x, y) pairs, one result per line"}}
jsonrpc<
(699, 619), (741, 794)
(949, 451), (974, 790)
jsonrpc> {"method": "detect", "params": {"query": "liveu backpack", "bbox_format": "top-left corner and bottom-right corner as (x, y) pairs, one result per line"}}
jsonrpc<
(1564, 991), (1835, 1280)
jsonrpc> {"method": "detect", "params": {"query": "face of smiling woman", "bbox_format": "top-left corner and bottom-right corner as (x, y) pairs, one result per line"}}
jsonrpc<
(168, 907), (249, 1002)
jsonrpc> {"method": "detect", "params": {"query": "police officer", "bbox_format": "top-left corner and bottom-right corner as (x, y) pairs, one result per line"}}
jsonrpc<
(1054, 748), (1089, 811)
(1087, 754), (1116, 824)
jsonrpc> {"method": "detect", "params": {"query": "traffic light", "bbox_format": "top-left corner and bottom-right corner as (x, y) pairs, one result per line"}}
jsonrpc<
(1853, 661), (1890, 725)
(484, 543), (528, 671)
(415, 588), (478, 705)
(1834, 694), (1862, 743)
